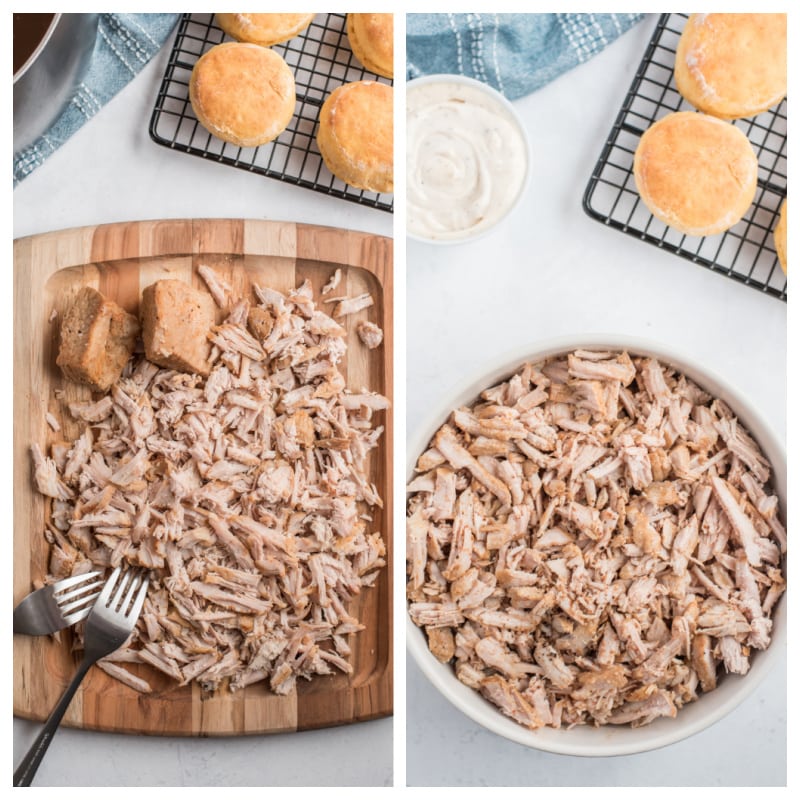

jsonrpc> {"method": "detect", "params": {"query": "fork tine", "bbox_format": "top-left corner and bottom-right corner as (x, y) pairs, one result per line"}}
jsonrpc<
(60, 600), (100, 627)
(55, 578), (104, 606)
(59, 590), (102, 616)
(128, 572), (150, 620)
(118, 570), (144, 614)
(96, 565), (122, 606)
(49, 571), (102, 593)
(110, 568), (135, 612)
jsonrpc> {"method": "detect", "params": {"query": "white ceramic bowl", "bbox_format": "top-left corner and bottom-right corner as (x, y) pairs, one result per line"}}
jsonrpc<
(406, 74), (531, 245)
(406, 333), (786, 757)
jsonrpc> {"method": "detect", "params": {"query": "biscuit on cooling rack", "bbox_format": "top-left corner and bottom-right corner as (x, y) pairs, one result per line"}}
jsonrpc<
(189, 42), (296, 148)
(633, 111), (758, 237)
(347, 13), (393, 79)
(773, 200), (787, 274)
(316, 80), (393, 194)
(675, 13), (787, 120)
(215, 13), (315, 46)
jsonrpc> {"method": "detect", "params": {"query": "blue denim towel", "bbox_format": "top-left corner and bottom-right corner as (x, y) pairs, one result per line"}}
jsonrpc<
(407, 13), (644, 100)
(13, 13), (180, 186)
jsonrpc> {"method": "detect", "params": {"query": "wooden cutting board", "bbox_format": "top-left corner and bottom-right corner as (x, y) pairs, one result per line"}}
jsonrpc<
(13, 218), (393, 735)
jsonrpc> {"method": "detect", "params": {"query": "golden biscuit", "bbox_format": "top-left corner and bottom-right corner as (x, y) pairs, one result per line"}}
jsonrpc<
(347, 13), (393, 79)
(633, 111), (758, 237)
(216, 13), (315, 46)
(675, 14), (787, 120)
(773, 200), (787, 274)
(317, 80), (393, 194)
(189, 42), (295, 147)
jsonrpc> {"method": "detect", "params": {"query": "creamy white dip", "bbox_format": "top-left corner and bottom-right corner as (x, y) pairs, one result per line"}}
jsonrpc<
(407, 80), (528, 241)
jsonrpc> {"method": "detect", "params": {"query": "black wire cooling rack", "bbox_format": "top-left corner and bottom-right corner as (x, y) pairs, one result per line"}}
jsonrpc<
(583, 13), (787, 301)
(149, 13), (393, 213)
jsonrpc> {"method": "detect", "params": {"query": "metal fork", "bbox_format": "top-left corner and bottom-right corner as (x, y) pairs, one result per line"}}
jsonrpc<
(13, 571), (104, 636)
(13, 565), (149, 787)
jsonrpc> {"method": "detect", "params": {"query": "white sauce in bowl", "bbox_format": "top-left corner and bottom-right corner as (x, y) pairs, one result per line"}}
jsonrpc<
(407, 79), (528, 242)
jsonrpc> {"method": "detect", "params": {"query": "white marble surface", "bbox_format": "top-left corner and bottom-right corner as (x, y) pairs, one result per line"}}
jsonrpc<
(13, 24), (392, 788)
(405, 14), (787, 788)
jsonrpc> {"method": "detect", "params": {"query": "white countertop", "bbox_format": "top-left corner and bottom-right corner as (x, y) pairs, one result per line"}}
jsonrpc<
(12, 24), (392, 788)
(405, 14), (787, 788)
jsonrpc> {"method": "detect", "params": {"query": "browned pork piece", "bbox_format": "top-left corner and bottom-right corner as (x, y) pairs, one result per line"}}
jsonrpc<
(56, 286), (140, 392)
(33, 274), (388, 696)
(140, 279), (216, 376)
(407, 350), (785, 730)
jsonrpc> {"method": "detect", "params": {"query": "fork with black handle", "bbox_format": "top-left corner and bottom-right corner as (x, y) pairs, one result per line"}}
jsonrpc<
(13, 565), (149, 787)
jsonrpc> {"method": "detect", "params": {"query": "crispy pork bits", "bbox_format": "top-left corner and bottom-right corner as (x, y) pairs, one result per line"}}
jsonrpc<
(407, 350), (784, 729)
(34, 275), (387, 695)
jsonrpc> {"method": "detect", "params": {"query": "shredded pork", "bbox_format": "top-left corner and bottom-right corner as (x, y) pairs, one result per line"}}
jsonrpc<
(357, 320), (384, 350)
(407, 350), (785, 729)
(34, 276), (388, 695)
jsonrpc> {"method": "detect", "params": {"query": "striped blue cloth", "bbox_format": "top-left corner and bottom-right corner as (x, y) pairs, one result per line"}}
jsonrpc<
(407, 13), (644, 100)
(13, 13), (180, 186)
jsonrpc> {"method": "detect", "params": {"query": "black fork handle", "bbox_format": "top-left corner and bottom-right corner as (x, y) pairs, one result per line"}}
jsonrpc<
(13, 657), (94, 787)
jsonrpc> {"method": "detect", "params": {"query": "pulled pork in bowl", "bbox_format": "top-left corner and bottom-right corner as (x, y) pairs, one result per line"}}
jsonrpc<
(406, 336), (785, 756)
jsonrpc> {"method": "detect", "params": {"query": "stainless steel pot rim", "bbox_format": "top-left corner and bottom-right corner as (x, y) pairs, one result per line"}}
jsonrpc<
(13, 13), (62, 84)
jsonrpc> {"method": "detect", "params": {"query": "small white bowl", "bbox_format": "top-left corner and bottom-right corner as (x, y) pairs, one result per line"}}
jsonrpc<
(406, 74), (531, 245)
(406, 333), (786, 757)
